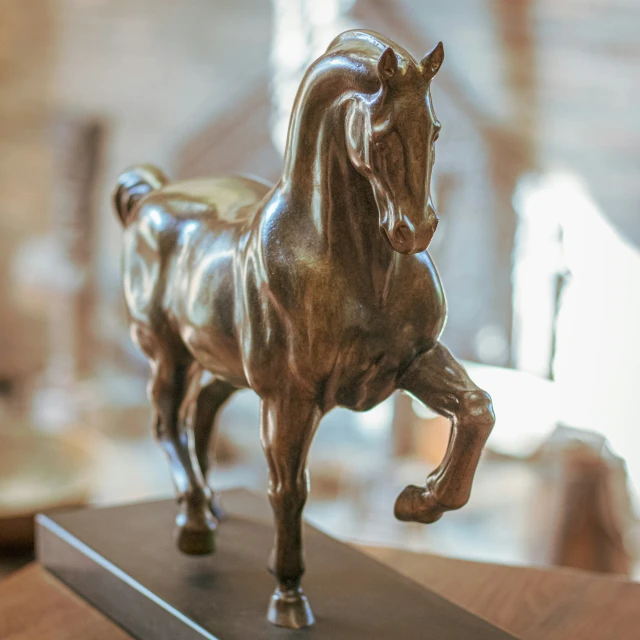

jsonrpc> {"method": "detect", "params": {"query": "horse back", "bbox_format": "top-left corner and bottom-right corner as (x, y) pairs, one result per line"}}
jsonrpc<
(150, 175), (272, 223)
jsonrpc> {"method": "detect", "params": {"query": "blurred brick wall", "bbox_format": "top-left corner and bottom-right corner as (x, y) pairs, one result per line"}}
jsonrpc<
(0, 0), (52, 379)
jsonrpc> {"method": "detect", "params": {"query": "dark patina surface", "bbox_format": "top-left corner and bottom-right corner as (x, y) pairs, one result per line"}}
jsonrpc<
(114, 30), (494, 629)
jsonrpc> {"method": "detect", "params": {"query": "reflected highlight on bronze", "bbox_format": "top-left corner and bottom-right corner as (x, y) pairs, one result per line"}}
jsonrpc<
(114, 30), (494, 629)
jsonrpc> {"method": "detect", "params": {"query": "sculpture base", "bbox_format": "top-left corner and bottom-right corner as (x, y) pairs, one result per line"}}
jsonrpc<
(36, 489), (513, 639)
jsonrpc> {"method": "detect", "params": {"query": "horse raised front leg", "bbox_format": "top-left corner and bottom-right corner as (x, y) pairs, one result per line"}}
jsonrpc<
(260, 395), (321, 629)
(394, 342), (495, 523)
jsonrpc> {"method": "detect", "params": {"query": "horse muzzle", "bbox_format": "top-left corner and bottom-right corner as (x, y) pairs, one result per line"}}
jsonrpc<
(384, 214), (438, 255)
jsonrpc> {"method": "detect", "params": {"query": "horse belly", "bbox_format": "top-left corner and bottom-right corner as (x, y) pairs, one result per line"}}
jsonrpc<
(184, 332), (247, 386)
(171, 239), (248, 386)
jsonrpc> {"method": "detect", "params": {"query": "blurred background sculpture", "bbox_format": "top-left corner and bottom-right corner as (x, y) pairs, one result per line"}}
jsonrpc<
(114, 30), (494, 629)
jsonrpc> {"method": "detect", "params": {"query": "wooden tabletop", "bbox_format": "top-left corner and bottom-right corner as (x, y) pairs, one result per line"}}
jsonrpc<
(363, 547), (640, 640)
(1, 550), (638, 640)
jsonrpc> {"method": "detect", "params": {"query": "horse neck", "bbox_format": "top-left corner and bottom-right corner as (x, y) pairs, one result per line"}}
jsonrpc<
(279, 89), (394, 279)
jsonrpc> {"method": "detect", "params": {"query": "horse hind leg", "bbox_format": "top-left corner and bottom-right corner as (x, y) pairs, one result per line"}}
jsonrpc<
(135, 325), (216, 554)
(186, 374), (237, 520)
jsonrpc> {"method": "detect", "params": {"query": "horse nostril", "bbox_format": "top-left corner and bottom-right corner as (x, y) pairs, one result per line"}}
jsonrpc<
(394, 223), (410, 247)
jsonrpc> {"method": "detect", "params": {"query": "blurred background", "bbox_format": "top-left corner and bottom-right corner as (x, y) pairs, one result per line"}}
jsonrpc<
(1, 0), (639, 581)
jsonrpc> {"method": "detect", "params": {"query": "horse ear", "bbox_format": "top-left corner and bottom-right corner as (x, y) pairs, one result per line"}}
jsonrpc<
(377, 47), (398, 84)
(421, 42), (444, 80)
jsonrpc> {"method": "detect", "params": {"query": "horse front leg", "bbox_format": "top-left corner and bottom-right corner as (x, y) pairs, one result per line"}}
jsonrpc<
(260, 395), (321, 629)
(394, 342), (495, 523)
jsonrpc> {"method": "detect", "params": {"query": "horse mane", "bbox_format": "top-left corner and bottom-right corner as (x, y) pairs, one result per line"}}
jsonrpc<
(282, 30), (423, 180)
(291, 29), (422, 111)
(325, 29), (420, 78)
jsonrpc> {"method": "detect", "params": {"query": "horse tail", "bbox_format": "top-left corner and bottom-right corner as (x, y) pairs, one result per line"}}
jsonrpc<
(113, 164), (169, 227)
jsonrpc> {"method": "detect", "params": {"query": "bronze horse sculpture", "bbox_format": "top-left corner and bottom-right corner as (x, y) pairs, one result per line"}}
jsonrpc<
(114, 30), (494, 629)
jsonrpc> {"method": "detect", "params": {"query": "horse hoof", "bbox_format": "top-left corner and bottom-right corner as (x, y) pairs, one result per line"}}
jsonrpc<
(175, 513), (216, 555)
(394, 484), (444, 524)
(267, 587), (315, 629)
(209, 496), (227, 522)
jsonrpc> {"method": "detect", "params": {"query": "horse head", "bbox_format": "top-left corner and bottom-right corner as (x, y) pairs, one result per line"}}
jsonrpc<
(344, 38), (444, 255)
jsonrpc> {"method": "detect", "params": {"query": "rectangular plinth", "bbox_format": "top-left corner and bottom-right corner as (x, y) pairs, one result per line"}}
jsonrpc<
(36, 489), (514, 639)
